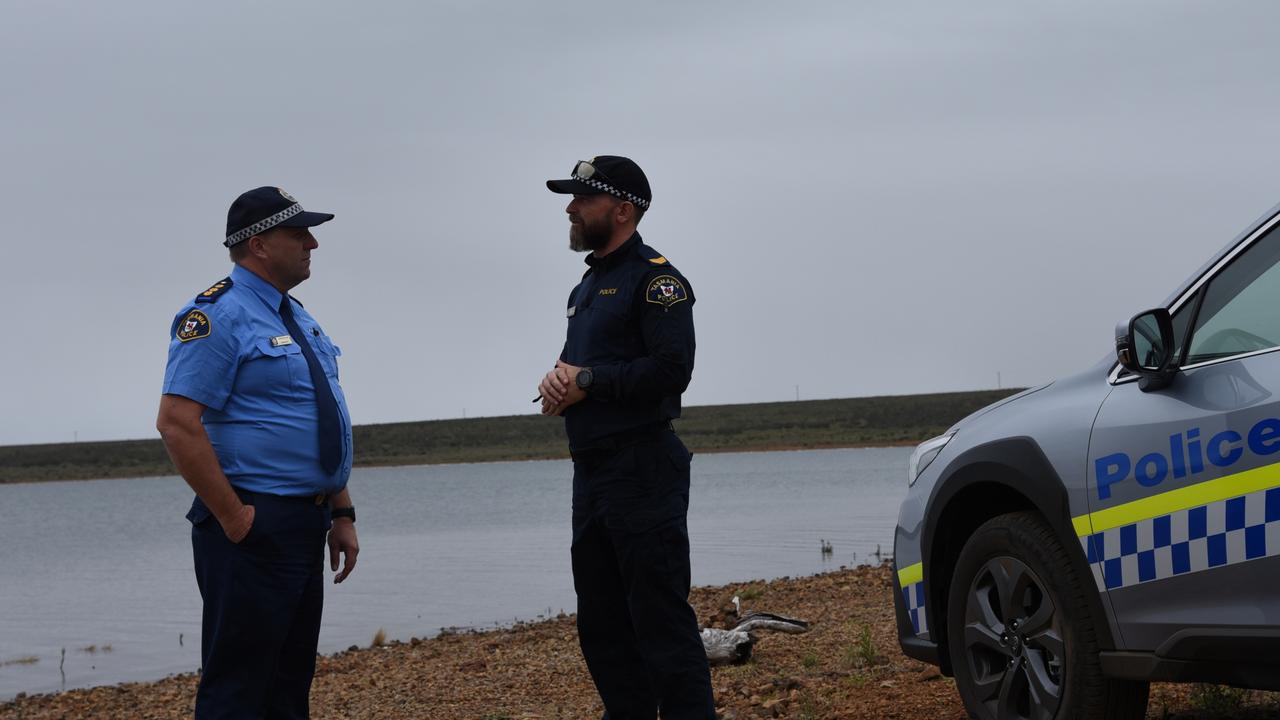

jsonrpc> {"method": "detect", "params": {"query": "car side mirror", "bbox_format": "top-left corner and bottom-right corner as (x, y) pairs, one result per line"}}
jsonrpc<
(1115, 308), (1177, 392)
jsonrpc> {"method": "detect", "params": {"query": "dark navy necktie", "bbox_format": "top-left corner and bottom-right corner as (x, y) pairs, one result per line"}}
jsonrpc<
(279, 296), (342, 475)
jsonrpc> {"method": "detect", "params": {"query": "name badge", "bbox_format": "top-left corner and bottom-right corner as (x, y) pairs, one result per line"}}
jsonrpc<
(566, 306), (576, 318)
(270, 335), (294, 347)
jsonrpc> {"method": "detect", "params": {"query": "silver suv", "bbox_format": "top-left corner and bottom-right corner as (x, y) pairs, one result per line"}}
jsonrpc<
(895, 202), (1280, 720)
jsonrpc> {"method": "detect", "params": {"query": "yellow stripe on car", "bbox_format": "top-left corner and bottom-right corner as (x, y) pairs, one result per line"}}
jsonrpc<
(1073, 460), (1280, 536)
(897, 562), (923, 587)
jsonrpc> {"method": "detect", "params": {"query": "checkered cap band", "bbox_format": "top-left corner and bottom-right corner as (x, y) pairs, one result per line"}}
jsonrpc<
(224, 203), (305, 247)
(572, 174), (650, 209)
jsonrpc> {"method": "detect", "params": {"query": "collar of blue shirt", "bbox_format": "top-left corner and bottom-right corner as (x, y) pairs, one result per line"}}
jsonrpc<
(230, 264), (287, 313)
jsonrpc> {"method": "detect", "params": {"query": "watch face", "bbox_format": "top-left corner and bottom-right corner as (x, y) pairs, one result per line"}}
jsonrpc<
(576, 369), (593, 389)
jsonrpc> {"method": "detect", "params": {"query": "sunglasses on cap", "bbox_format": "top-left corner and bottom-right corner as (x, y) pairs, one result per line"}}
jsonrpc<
(571, 160), (613, 184)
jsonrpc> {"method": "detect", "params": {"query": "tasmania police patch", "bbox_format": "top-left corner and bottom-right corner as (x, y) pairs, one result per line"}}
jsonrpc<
(177, 309), (211, 342)
(646, 275), (688, 308)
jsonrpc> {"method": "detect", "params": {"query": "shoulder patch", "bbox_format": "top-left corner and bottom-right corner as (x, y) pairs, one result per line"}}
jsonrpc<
(194, 277), (233, 304)
(176, 309), (212, 342)
(646, 275), (689, 308)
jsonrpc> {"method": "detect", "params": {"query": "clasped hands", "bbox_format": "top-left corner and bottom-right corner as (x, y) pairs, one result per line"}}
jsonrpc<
(538, 360), (586, 416)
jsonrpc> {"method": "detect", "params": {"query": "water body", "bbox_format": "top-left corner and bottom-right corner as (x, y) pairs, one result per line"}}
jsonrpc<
(0, 446), (908, 700)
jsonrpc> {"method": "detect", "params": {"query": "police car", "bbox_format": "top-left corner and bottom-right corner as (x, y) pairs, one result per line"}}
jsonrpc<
(895, 202), (1280, 720)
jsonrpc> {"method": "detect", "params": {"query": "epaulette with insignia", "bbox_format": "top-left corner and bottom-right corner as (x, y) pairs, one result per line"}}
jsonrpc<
(194, 277), (233, 304)
(638, 245), (670, 265)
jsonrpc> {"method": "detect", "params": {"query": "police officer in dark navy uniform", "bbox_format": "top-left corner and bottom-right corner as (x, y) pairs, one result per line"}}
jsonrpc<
(539, 156), (715, 719)
(156, 186), (360, 719)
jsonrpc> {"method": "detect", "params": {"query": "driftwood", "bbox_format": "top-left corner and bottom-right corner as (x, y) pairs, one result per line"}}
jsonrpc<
(701, 628), (754, 666)
(701, 604), (810, 666)
(733, 611), (810, 634)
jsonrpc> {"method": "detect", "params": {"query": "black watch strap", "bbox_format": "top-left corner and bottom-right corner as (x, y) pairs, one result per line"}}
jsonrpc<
(331, 506), (356, 523)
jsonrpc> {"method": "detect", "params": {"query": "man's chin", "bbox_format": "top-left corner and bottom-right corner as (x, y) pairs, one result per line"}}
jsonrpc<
(569, 226), (607, 253)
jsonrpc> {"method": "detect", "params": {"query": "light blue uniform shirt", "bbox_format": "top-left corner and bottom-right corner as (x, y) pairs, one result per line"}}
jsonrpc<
(163, 264), (353, 496)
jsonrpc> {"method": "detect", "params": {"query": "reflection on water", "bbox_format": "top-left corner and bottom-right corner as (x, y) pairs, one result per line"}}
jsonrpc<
(0, 446), (907, 699)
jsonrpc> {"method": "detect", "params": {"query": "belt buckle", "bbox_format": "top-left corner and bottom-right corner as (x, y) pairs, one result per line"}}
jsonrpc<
(313, 494), (327, 506)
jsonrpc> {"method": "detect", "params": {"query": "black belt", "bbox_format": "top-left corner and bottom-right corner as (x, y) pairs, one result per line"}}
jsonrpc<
(237, 489), (329, 506)
(571, 421), (673, 460)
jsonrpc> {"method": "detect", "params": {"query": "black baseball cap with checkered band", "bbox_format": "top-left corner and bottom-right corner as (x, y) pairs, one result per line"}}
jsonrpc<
(546, 156), (651, 210)
(224, 186), (335, 248)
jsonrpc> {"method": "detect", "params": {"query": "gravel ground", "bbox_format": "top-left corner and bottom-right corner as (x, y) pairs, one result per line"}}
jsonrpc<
(3, 564), (1278, 719)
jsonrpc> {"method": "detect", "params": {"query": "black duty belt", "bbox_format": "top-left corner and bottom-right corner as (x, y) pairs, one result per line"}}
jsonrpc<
(237, 488), (329, 506)
(571, 421), (674, 461)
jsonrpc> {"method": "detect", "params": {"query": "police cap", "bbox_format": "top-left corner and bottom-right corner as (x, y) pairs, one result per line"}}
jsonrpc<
(547, 156), (651, 210)
(225, 186), (335, 248)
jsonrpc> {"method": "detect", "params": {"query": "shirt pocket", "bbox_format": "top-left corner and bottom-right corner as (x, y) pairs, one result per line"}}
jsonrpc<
(568, 300), (631, 363)
(312, 334), (342, 380)
(247, 337), (304, 395)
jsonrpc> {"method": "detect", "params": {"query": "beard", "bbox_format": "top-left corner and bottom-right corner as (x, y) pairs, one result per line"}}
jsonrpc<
(569, 217), (611, 253)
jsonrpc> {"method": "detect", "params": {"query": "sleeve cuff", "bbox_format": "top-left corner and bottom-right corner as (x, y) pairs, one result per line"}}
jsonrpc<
(589, 364), (618, 401)
(161, 383), (227, 412)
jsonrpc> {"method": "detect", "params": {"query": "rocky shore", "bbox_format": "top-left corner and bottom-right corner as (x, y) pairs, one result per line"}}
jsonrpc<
(3, 564), (1278, 719)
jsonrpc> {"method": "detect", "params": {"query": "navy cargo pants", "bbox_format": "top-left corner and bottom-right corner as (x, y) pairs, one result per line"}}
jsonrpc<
(189, 490), (331, 720)
(571, 428), (716, 720)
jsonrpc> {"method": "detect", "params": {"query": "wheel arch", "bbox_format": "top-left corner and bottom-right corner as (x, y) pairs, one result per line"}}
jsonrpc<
(922, 437), (1114, 675)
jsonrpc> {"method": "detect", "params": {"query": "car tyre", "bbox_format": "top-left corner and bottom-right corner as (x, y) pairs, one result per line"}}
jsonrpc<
(946, 511), (1148, 720)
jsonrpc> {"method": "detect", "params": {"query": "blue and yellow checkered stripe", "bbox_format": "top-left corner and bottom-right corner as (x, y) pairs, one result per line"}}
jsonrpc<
(896, 462), (1280, 638)
(1074, 462), (1280, 591)
(897, 563), (928, 637)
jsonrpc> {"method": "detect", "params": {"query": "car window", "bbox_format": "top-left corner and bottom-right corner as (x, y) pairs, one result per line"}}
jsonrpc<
(1169, 290), (1198, 363)
(1185, 227), (1280, 365)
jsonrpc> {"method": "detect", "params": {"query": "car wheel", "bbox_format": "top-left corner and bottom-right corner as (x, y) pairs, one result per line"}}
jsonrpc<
(946, 511), (1148, 720)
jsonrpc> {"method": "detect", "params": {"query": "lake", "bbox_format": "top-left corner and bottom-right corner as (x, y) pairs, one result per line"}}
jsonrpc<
(0, 446), (909, 700)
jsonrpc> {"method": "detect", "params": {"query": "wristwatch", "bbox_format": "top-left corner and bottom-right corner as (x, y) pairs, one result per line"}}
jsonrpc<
(331, 506), (356, 523)
(576, 367), (594, 390)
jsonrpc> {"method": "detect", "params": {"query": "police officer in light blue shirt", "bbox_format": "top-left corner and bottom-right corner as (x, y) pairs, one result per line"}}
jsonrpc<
(156, 186), (359, 719)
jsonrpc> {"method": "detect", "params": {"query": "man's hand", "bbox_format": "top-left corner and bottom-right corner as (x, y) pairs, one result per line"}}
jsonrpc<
(539, 364), (572, 407)
(328, 519), (359, 584)
(157, 394), (258, 545)
(541, 360), (588, 416)
(220, 503), (255, 544)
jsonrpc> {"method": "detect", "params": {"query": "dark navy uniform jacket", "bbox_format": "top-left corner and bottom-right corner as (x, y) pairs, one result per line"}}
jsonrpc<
(560, 232), (696, 451)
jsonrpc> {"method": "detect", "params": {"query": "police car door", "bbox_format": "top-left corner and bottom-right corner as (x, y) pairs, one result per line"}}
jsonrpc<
(1086, 215), (1280, 655)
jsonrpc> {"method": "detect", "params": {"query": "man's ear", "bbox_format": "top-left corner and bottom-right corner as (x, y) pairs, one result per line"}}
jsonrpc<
(246, 234), (269, 258)
(614, 201), (634, 225)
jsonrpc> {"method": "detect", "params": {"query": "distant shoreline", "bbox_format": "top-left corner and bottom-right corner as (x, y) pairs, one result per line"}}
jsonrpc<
(0, 390), (1018, 484)
(0, 440), (920, 487)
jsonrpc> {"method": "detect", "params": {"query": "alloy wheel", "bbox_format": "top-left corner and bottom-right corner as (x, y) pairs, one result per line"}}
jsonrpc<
(961, 556), (1065, 720)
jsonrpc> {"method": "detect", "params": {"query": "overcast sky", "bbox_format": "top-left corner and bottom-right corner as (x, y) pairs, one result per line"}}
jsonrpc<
(3, 1), (1279, 445)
